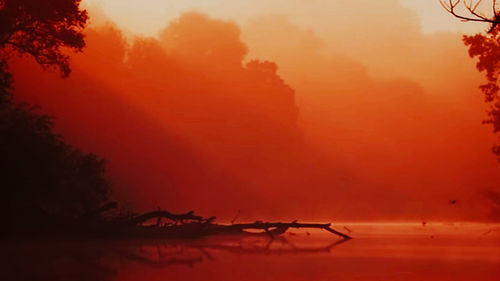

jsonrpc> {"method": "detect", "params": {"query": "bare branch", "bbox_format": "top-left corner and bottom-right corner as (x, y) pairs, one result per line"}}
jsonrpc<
(441, 0), (500, 32)
(465, 0), (491, 20)
(474, 0), (484, 12)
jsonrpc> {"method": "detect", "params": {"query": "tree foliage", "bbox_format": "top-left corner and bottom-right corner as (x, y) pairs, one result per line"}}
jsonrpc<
(0, 1), (111, 235)
(0, 0), (88, 78)
(463, 28), (500, 156)
(0, 99), (110, 221)
(441, 0), (500, 157)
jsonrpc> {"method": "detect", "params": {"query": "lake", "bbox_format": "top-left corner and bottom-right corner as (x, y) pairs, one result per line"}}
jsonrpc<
(3, 222), (500, 281)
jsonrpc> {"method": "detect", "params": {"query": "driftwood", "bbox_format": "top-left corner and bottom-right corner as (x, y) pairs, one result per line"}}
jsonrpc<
(115, 209), (352, 240)
(7, 201), (352, 241)
(40, 204), (353, 241)
(221, 221), (352, 239)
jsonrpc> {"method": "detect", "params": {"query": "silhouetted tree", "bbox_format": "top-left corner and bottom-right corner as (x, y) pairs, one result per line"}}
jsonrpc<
(441, 1), (500, 157)
(0, 0), (88, 79)
(442, 1), (500, 221)
(463, 30), (500, 156)
(0, 1), (111, 236)
(0, 98), (110, 234)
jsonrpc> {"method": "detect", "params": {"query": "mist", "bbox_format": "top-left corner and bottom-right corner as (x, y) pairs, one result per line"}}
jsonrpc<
(9, 1), (500, 222)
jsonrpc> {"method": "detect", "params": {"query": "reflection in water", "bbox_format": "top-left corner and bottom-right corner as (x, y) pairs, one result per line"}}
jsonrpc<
(115, 236), (348, 269)
(2, 223), (500, 281)
(0, 235), (347, 281)
(2, 240), (117, 281)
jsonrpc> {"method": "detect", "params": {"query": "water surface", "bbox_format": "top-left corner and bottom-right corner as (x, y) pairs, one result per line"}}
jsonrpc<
(4, 223), (500, 281)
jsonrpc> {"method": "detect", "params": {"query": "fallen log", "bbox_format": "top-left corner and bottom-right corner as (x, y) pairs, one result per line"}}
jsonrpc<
(223, 221), (352, 240)
(81, 207), (352, 240)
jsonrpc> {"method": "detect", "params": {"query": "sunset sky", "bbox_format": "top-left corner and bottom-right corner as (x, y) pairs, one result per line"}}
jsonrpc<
(9, 0), (500, 222)
(83, 0), (485, 35)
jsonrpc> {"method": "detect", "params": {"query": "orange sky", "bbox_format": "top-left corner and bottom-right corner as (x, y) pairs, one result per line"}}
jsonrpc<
(82, 0), (486, 36)
(9, 0), (500, 222)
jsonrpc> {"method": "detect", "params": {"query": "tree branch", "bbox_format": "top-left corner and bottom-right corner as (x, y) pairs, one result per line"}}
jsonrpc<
(441, 0), (500, 30)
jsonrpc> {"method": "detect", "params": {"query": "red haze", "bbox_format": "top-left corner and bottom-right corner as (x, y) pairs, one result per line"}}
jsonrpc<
(9, 12), (500, 222)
